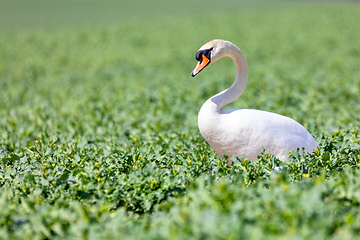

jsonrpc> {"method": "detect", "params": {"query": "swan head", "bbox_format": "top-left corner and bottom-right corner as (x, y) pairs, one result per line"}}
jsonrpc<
(191, 39), (230, 77)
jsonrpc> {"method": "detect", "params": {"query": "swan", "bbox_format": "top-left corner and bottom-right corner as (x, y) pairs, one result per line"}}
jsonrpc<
(191, 39), (318, 165)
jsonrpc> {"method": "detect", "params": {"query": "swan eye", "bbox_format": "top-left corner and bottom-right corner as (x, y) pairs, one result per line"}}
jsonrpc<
(202, 48), (213, 61)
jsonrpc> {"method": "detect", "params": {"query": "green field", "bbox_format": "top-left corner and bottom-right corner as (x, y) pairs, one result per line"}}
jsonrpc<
(1, 1), (360, 239)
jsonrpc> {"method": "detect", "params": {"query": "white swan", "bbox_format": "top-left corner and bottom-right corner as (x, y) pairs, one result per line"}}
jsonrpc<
(191, 39), (318, 165)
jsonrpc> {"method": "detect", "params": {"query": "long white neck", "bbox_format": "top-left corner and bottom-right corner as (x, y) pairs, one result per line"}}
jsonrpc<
(207, 44), (248, 112)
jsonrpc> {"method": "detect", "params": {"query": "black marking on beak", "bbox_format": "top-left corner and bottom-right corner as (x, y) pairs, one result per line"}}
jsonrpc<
(195, 48), (213, 63)
(195, 51), (202, 62)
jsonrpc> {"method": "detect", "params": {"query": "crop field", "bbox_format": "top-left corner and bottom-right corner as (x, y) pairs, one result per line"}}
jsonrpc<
(1, 0), (360, 239)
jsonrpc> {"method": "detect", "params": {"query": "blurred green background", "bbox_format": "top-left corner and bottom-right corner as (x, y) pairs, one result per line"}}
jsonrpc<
(0, 0), (311, 32)
(1, 1), (360, 239)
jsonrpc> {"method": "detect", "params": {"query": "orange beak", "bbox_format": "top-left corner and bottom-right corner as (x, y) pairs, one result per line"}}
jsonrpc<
(191, 55), (210, 77)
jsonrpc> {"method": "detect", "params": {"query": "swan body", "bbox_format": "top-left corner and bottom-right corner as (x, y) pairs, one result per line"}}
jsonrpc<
(191, 39), (318, 164)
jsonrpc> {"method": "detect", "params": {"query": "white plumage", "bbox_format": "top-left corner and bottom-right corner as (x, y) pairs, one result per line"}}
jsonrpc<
(191, 39), (318, 165)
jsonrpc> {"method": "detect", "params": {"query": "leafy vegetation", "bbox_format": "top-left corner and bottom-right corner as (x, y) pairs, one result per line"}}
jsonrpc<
(0, 1), (359, 239)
